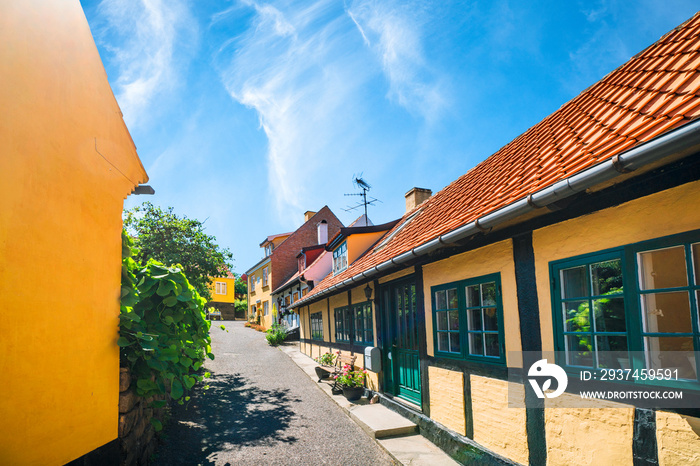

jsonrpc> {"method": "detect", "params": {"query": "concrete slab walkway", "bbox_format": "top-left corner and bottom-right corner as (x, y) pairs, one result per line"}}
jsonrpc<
(278, 343), (460, 466)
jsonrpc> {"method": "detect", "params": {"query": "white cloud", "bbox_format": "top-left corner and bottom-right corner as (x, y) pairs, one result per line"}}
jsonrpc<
(215, 0), (445, 226)
(346, 0), (446, 121)
(94, 0), (196, 126)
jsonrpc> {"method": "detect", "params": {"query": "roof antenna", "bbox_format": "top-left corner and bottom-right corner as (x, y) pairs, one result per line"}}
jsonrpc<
(343, 174), (381, 226)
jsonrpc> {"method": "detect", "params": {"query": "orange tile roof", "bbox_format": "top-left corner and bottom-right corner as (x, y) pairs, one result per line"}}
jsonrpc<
(302, 12), (700, 303)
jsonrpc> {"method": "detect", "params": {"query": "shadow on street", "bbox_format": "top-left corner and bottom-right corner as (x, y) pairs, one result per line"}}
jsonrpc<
(153, 370), (301, 464)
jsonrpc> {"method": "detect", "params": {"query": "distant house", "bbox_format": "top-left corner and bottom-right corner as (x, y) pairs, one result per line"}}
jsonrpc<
(245, 207), (343, 329)
(292, 13), (700, 465)
(208, 270), (240, 320)
(0, 1), (148, 464)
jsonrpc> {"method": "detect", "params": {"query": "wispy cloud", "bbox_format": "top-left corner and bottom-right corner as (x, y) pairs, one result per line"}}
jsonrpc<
(215, 0), (445, 225)
(346, 0), (446, 121)
(93, 0), (196, 126)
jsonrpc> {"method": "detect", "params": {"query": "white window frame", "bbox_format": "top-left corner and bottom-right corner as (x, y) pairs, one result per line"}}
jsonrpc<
(215, 281), (227, 295)
(263, 300), (269, 316)
(333, 241), (348, 275)
(263, 267), (269, 287)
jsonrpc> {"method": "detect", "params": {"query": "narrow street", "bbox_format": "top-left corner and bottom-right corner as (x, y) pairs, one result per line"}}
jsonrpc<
(152, 321), (397, 465)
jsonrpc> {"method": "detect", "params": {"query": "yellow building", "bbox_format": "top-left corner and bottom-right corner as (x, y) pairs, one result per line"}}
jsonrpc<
(294, 13), (700, 466)
(208, 271), (240, 320)
(0, 1), (148, 464)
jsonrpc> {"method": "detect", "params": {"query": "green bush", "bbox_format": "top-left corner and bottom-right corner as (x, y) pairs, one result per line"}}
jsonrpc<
(119, 231), (213, 419)
(265, 323), (287, 346)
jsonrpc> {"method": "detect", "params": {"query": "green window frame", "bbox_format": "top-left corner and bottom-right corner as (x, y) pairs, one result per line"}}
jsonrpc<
(310, 311), (324, 340)
(431, 273), (506, 364)
(353, 301), (374, 345)
(334, 301), (374, 345)
(334, 306), (352, 342)
(551, 229), (700, 383)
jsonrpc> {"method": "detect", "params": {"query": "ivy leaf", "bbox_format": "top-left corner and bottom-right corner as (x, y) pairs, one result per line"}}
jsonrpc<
(150, 399), (167, 409)
(164, 315), (174, 325)
(171, 379), (184, 399)
(122, 312), (141, 322)
(163, 296), (178, 307)
(117, 337), (134, 347)
(207, 353), (215, 360)
(150, 418), (163, 432)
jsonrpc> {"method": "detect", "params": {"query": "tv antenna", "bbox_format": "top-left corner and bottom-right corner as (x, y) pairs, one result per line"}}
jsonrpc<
(343, 175), (381, 225)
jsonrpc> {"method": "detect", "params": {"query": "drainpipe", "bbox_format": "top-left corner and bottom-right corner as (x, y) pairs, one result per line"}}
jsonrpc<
(292, 118), (700, 306)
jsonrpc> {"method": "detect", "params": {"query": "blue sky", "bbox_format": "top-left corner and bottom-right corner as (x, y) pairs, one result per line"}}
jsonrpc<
(80, 0), (698, 273)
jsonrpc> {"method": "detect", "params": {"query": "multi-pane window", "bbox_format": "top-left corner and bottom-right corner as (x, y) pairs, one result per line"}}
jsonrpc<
(310, 312), (323, 340)
(335, 306), (352, 342)
(292, 291), (300, 303)
(333, 242), (348, 275)
(262, 267), (269, 287)
(434, 288), (460, 354)
(432, 274), (504, 363)
(215, 281), (227, 295)
(334, 302), (373, 345)
(354, 302), (374, 345)
(551, 230), (700, 380)
(250, 276), (256, 292)
(554, 253), (626, 368)
(263, 300), (269, 316)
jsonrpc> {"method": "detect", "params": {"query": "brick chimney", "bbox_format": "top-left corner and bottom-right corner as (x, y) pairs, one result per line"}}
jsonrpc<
(405, 187), (431, 212)
(304, 211), (317, 222)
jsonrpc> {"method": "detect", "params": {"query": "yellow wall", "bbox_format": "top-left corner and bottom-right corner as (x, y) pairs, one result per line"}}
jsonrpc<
(422, 239), (522, 366)
(545, 404), (634, 465)
(533, 179), (700, 353)
(0, 1), (147, 463)
(429, 367), (467, 436)
(378, 266), (415, 284)
(209, 276), (237, 304)
(656, 411), (700, 465)
(470, 375), (529, 464)
(248, 261), (272, 329)
(347, 231), (387, 265)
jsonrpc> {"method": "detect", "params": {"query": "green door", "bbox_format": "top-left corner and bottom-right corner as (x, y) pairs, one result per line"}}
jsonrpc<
(381, 277), (421, 404)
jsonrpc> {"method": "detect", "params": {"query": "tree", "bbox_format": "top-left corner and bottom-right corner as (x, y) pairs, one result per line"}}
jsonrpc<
(124, 202), (233, 301)
(234, 276), (247, 295)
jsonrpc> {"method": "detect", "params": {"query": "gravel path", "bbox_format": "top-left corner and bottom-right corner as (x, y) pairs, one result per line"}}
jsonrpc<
(152, 321), (397, 465)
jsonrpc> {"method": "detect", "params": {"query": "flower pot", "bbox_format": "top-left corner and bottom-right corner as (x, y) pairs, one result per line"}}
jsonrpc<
(341, 385), (364, 401)
(315, 366), (332, 382)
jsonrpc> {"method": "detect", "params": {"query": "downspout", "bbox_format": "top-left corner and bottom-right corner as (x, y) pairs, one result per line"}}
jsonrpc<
(292, 118), (700, 307)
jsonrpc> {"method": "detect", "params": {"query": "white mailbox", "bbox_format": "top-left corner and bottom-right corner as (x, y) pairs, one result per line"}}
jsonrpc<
(364, 346), (382, 373)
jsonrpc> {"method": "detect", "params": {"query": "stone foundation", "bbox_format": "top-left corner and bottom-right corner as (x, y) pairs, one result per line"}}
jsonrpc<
(118, 368), (166, 465)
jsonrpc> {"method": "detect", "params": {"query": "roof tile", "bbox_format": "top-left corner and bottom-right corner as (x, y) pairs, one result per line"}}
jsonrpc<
(298, 12), (700, 304)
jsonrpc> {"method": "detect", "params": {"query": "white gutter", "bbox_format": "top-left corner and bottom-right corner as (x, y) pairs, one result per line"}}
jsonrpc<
(291, 118), (700, 308)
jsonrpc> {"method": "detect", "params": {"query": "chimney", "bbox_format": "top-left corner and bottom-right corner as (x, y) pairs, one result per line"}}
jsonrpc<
(304, 210), (317, 222)
(317, 220), (328, 244)
(405, 187), (432, 212)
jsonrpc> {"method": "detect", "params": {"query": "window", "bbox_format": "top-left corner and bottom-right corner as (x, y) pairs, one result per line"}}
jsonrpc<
(250, 276), (256, 293)
(215, 281), (227, 295)
(333, 241), (348, 275)
(285, 295), (291, 306)
(432, 273), (505, 363)
(310, 312), (324, 340)
(551, 230), (700, 380)
(262, 267), (269, 287)
(354, 302), (373, 345)
(552, 252), (626, 368)
(292, 291), (299, 303)
(302, 287), (308, 297)
(334, 302), (373, 345)
(263, 300), (269, 316)
(335, 306), (352, 342)
(265, 244), (273, 256)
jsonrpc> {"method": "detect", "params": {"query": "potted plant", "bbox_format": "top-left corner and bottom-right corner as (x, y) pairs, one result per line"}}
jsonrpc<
(314, 351), (337, 381)
(334, 364), (367, 401)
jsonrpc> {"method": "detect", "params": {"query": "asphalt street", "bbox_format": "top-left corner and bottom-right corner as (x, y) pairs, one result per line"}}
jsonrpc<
(152, 321), (397, 465)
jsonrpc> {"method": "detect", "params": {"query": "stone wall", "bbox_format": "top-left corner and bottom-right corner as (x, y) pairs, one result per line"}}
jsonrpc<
(118, 368), (166, 465)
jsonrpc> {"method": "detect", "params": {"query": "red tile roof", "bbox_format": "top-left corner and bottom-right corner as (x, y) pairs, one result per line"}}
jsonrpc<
(301, 12), (700, 303)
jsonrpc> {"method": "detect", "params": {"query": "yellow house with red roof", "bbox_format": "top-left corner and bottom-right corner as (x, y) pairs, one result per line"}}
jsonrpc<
(292, 12), (700, 466)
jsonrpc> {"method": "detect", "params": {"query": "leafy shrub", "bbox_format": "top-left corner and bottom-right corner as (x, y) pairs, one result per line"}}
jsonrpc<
(265, 323), (287, 346)
(119, 232), (213, 417)
(315, 351), (337, 366)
